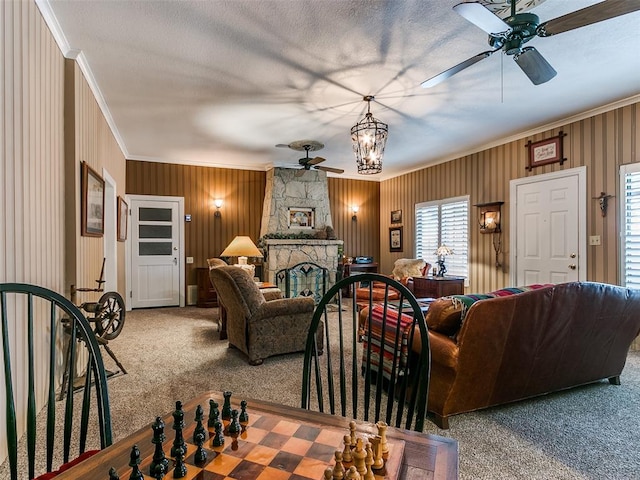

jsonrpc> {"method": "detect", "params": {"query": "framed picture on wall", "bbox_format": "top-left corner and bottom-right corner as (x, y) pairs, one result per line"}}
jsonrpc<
(389, 226), (403, 252)
(525, 131), (567, 171)
(117, 196), (128, 242)
(391, 209), (402, 224)
(81, 161), (105, 237)
(288, 207), (315, 229)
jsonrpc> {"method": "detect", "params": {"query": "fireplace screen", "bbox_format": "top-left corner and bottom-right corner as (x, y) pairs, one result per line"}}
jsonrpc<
(288, 207), (315, 229)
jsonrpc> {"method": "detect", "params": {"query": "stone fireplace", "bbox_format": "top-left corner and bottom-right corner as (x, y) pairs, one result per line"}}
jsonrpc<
(260, 168), (343, 287)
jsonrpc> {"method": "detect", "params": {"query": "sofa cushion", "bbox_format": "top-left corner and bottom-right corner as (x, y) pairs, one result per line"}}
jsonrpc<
(424, 298), (464, 337)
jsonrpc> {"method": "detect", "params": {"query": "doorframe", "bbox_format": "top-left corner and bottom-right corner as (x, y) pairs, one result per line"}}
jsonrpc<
(125, 194), (186, 309)
(509, 166), (587, 285)
(102, 168), (117, 293)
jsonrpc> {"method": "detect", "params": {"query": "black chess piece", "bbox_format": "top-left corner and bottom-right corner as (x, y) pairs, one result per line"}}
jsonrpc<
(128, 445), (144, 480)
(207, 399), (219, 429)
(239, 400), (249, 424)
(150, 416), (170, 476)
(194, 430), (207, 464)
(172, 445), (187, 478)
(108, 467), (120, 480)
(171, 401), (186, 458)
(212, 420), (225, 447)
(222, 391), (232, 421)
(151, 462), (165, 480)
(193, 404), (206, 443)
(227, 409), (241, 435)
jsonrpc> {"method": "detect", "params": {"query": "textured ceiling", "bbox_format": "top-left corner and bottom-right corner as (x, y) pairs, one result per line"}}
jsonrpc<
(41, 0), (640, 180)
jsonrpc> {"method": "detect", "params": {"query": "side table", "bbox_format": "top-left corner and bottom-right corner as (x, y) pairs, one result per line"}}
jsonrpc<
(411, 276), (464, 298)
(196, 267), (218, 307)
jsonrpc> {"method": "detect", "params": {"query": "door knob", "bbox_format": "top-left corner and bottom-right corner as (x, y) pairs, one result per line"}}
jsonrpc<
(570, 253), (576, 258)
(568, 264), (576, 270)
(173, 246), (178, 251)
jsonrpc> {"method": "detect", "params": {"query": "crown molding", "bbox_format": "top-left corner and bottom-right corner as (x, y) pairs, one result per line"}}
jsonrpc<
(36, 0), (130, 159)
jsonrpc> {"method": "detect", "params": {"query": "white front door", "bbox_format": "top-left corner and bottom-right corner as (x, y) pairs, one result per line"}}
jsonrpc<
(510, 167), (586, 285)
(129, 196), (184, 308)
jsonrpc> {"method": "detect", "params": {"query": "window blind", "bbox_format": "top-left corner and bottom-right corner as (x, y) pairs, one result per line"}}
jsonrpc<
(621, 164), (640, 288)
(415, 197), (469, 278)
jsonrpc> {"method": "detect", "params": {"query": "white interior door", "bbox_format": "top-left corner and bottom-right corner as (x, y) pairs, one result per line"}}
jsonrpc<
(129, 196), (184, 308)
(511, 167), (586, 285)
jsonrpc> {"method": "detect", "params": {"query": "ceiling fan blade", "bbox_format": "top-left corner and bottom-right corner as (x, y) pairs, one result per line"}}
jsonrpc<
(316, 166), (344, 174)
(514, 47), (557, 85)
(538, 0), (640, 37)
(307, 156), (325, 166)
(453, 2), (510, 34)
(421, 50), (496, 88)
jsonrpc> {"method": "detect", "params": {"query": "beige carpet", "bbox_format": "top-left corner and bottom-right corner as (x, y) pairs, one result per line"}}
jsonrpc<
(2, 306), (639, 479)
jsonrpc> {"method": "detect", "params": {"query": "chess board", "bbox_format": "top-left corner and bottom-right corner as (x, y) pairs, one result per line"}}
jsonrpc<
(117, 408), (404, 479)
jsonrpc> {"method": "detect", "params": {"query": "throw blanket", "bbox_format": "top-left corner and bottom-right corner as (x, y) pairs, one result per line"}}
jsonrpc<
(361, 304), (415, 381)
(451, 284), (553, 324)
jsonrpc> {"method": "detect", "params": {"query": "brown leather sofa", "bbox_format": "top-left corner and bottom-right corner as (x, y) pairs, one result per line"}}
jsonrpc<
(412, 282), (640, 429)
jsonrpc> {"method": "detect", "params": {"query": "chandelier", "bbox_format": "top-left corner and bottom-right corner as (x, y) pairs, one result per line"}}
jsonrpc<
(350, 95), (388, 175)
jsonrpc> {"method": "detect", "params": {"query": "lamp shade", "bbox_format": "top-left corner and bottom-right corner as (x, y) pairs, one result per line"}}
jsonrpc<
(435, 245), (453, 257)
(220, 236), (263, 261)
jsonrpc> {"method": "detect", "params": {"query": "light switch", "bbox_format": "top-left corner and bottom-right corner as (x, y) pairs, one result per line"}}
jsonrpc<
(186, 256), (194, 264)
(589, 235), (601, 246)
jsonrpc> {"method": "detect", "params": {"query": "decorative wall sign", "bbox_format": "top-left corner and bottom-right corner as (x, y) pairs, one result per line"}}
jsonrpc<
(389, 226), (403, 252)
(81, 161), (105, 237)
(288, 207), (315, 229)
(391, 209), (402, 224)
(525, 131), (567, 171)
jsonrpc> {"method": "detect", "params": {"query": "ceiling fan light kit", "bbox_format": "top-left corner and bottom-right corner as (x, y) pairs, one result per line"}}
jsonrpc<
(351, 96), (388, 175)
(422, 0), (640, 88)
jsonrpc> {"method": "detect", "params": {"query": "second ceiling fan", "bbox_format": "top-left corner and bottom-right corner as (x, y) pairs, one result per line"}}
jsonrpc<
(276, 140), (344, 175)
(421, 0), (640, 87)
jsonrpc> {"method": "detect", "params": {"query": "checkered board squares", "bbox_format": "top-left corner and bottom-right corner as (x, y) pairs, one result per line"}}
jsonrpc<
(118, 411), (404, 479)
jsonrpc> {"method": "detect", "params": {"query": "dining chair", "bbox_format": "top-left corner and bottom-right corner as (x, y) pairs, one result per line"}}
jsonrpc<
(0, 283), (112, 480)
(301, 273), (431, 432)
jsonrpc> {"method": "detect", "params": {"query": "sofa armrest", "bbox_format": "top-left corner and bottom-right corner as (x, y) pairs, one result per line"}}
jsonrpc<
(254, 296), (315, 320)
(412, 328), (459, 370)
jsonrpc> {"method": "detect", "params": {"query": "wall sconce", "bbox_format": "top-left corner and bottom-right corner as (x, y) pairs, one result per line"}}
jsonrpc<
(351, 205), (359, 221)
(477, 202), (503, 234)
(214, 199), (223, 218)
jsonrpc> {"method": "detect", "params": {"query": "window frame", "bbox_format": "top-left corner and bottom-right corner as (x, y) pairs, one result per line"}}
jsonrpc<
(415, 195), (469, 283)
(619, 163), (640, 287)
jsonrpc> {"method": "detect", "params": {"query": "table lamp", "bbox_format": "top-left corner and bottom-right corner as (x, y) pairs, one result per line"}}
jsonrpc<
(220, 236), (263, 276)
(434, 245), (453, 277)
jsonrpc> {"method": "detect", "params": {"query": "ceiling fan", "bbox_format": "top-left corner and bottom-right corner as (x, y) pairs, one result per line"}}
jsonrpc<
(421, 0), (640, 87)
(275, 140), (345, 175)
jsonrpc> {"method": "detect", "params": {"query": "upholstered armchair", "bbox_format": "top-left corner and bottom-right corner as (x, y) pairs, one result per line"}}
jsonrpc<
(209, 266), (317, 365)
(355, 258), (430, 302)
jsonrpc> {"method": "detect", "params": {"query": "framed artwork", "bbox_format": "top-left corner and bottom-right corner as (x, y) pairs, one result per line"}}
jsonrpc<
(81, 161), (105, 237)
(117, 196), (128, 242)
(288, 207), (315, 229)
(389, 226), (403, 252)
(391, 209), (402, 224)
(525, 131), (566, 171)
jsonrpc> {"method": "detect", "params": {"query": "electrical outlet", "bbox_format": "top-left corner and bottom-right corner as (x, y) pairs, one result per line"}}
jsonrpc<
(186, 256), (194, 264)
(589, 235), (601, 246)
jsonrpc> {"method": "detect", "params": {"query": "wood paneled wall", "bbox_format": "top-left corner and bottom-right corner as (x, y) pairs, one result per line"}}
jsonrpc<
(126, 161), (267, 286)
(328, 177), (380, 261)
(380, 101), (640, 297)
(126, 162), (383, 285)
(1, 0), (66, 464)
